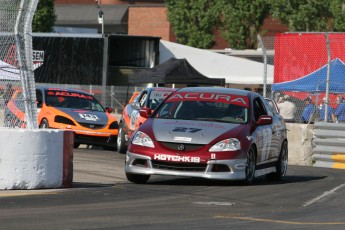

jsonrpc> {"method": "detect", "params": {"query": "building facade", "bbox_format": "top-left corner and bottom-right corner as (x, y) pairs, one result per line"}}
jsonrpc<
(54, 0), (288, 49)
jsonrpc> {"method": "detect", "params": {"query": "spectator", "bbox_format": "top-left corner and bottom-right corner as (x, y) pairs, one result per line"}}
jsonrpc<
(277, 95), (296, 122)
(301, 97), (315, 123)
(332, 95), (345, 123)
(319, 97), (334, 122)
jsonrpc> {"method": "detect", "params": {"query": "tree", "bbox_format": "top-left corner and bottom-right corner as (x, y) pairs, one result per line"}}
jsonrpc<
(219, 0), (271, 49)
(32, 0), (56, 32)
(270, 0), (333, 31)
(165, 0), (221, 49)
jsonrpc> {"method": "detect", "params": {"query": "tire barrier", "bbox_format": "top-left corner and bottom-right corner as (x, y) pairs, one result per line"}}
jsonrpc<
(0, 129), (74, 190)
(313, 122), (345, 169)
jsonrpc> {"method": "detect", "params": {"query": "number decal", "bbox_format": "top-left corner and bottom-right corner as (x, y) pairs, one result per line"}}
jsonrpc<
(172, 127), (202, 133)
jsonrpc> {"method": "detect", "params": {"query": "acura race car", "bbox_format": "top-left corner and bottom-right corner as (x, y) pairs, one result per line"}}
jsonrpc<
(125, 87), (288, 184)
(5, 87), (119, 149)
(117, 87), (176, 153)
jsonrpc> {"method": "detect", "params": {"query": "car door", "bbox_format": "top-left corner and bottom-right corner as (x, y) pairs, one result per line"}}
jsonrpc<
(130, 90), (148, 131)
(252, 97), (275, 165)
(262, 98), (282, 159)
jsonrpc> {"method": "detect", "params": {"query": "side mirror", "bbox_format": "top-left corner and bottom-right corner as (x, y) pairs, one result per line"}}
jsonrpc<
(105, 107), (113, 113)
(140, 108), (152, 118)
(257, 115), (272, 126)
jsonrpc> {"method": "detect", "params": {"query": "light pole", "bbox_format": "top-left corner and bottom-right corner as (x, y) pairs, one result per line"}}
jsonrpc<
(98, 10), (104, 37)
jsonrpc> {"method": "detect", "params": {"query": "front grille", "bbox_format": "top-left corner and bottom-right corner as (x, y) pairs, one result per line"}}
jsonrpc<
(78, 122), (106, 129)
(151, 160), (207, 172)
(160, 142), (203, 151)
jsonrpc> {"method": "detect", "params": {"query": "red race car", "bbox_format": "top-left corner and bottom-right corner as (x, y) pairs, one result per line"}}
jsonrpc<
(117, 87), (176, 153)
(125, 87), (288, 184)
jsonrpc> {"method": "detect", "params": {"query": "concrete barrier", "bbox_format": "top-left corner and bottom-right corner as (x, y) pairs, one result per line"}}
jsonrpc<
(286, 123), (313, 166)
(0, 128), (73, 190)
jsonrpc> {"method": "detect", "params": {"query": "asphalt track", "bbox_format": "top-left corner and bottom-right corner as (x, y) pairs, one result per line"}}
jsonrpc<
(1, 147), (345, 230)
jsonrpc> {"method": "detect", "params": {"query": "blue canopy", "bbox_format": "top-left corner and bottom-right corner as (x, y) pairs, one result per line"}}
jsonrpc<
(272, 58), (345, 93)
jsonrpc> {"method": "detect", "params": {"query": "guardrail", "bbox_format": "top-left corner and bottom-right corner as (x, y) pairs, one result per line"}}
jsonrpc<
(312, 122), (345, 169)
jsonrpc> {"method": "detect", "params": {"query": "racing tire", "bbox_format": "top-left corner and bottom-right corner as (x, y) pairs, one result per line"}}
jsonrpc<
(39, 119), (49, 128)
(266, 141), (288, 181)
(243, 146), (256, 185)
(126, 172), (150, 184)
(117, 127), (127, 154)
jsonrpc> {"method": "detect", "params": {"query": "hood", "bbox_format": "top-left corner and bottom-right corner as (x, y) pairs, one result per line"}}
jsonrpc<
(57, 108), (109, 125)
(152, 119), (241, 145)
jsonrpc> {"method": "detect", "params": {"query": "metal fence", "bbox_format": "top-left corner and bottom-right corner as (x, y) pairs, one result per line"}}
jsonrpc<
(313, 122), (345, 169)
(0, 0), (38, 129)
(260, 33), (345, 124)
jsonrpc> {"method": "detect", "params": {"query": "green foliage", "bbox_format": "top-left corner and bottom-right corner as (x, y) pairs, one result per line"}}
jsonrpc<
(165, 0), (221, 49)
(166, 0), (345, 49)
(219, 0), (270, 49)
(32, 0), (56, 32)
(270, 0), (340, 32)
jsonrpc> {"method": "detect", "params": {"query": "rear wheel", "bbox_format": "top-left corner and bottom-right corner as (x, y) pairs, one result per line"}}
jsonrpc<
(267, 141), (288, 181)
(117, 127), (127, 154)
(126, 172), (150, 184)
(244, 146), (256, 185)
(39, 119), (49, 128)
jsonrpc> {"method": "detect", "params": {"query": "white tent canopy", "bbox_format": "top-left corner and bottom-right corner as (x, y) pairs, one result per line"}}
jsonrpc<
(159, 40), (273, 85)
(0, 60), (20, 81)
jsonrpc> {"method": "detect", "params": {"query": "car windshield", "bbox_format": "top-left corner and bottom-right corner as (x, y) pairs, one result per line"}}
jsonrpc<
(45, 90), (105, 112)
(155, 100), (248, 124)
(147, 89), (175, 110)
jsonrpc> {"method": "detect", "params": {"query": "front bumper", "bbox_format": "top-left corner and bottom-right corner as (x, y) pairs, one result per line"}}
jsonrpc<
(125, 151), (247, 180)
(74, 134), (117, 147)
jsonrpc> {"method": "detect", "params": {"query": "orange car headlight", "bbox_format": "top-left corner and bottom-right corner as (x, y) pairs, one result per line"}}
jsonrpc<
(109, 121), (119, 129)
(54, 115), (75, 126)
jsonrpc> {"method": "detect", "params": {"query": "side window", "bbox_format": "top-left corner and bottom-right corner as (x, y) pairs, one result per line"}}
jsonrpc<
(253, 97), (267, 121)
(36, 90), (43, 108)
(263, 98), (276, 116)
(139, 92), (148, 108)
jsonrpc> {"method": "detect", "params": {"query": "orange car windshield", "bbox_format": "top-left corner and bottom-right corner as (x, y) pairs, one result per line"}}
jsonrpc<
(45, 91), (105, 112)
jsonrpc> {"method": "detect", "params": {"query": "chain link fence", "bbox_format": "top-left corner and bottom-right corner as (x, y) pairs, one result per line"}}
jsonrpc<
(0, 0), (38, 128)
(260, 33), (345, 124)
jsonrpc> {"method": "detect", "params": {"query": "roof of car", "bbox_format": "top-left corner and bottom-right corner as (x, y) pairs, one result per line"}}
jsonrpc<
(176, 87), (252, 97)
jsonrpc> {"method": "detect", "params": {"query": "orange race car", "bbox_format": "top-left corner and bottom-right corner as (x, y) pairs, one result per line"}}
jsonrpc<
(117, 87), (176, 153)
(5, 87), (119, 150)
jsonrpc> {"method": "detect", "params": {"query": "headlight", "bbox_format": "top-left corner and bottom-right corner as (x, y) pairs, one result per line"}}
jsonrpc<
(209, 138), (241, 152)
(132, 131), (155, 148)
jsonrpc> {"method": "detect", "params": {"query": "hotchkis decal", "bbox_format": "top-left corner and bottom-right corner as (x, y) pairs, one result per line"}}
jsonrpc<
(79, 113), (99, 121)
(154, 154), (200, 163)
(167, 92), (248, 107)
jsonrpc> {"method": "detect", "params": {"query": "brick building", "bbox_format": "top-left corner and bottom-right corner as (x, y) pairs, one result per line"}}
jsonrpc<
(54, 0), (288, 49)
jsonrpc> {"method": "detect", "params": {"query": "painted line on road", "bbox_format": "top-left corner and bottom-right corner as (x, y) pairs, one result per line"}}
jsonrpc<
(214, 215), (345, 225)
(303, 183), (345, 207)
(0, 190), (60, 197)
(193, 201), (236, 206)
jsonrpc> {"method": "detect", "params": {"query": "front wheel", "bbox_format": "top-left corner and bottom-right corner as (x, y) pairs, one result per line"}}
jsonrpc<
(126, 172), (150, 184)
(39, 119), (49, 128)
(117, 127), (127, 154)
(243, 146), (256, 185)
(267, 141), (288, 181)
